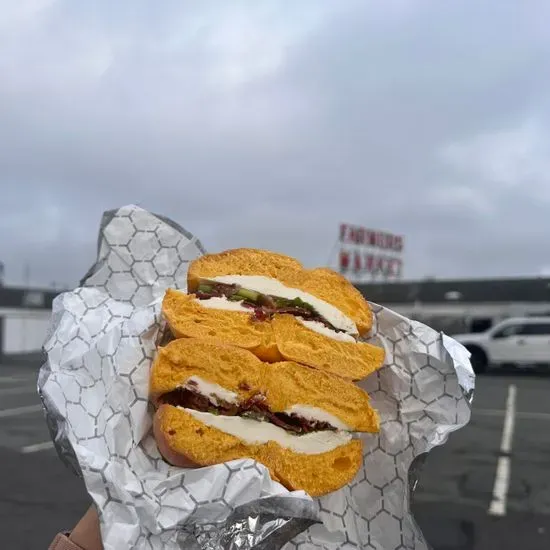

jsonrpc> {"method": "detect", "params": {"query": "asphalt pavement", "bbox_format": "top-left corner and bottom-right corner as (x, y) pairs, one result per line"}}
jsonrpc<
(412, 371), (550, 550)
(1, 362), (550, 549)
(0, 363), (89, 549)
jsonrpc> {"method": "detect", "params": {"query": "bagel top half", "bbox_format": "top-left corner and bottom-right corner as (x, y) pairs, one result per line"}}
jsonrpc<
(187, 248), (373, 336)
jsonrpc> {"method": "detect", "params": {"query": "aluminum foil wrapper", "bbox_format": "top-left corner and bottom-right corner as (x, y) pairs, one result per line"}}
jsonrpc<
(38, 205), (475, 550)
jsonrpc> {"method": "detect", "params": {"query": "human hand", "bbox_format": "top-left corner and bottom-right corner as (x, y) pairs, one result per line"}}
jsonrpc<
(68, 506), (103, 550)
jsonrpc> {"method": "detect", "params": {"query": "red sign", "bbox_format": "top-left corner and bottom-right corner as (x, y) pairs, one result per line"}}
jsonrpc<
(338, 223), (404, 280)
(340, 223), (404, 253)
(339, 250), (402, 278)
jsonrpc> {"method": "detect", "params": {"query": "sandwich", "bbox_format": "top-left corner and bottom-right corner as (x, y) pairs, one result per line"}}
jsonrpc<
(151, 338), (380, 497)
(162, 248), (385, 380)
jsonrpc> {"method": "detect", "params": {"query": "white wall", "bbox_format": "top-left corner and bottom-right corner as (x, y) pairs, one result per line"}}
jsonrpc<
(2, 301), (549, 354)
(1, 308), (51, 354)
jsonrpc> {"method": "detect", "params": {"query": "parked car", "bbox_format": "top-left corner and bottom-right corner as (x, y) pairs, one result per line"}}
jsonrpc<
(453, 317), (550, 373)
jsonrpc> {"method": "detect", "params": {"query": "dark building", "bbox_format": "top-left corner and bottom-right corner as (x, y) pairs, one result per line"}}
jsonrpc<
(2, 278), (550, 358)
(355, 277), (550, 335)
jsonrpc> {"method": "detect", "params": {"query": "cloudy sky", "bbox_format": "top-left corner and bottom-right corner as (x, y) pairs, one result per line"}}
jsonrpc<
(2, 0), (550, 288)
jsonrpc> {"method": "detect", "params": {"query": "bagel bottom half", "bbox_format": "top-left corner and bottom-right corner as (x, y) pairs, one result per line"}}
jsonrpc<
(271, 314), (385, 380)
(154, 404), (364, 497)
(162, 290), (385, 380)
(162, 290), (282, 362)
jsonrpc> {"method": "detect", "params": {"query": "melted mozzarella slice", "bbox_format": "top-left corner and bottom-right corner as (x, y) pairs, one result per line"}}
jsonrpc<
(209, 275), (357, 335)
(198, 296), (251, 312)
(296, 319), (356, 343)
(196, 296), (355, 342)
(284, 405), (351, 431)
(183, 408), (352, 455)
(181, 376), (239, 405)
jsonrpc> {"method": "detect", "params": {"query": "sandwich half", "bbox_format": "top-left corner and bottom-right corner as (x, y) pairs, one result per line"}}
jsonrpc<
(162, 248), (385, 380)
(151, 338), (379, 497)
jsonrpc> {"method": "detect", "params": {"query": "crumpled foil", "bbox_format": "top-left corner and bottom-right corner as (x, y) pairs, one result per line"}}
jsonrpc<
(38, 205), (475, 550)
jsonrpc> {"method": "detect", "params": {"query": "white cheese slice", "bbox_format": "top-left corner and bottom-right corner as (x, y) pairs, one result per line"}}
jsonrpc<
(284, 405), (351, 431)
(296, 319), (356, 343)
(183, 408), (352, 455)
(198, 296), (251, 312)
(182, 376), (239, 405)
(204, 275), (358, 336)
(196, 297), (355, 343)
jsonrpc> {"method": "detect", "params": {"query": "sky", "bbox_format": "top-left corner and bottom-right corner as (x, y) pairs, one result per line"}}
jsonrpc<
(2, 0), (550, 288)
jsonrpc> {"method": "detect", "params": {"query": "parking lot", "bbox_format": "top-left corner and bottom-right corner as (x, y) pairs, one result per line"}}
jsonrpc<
(0, 363), (89, 549)
(413, 371), (550, 549)
(1, 362), (550, 549)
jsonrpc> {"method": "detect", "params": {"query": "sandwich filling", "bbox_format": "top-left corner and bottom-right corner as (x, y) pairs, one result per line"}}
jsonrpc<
(158, 376), (351, 436)
(194, 275), (358, 341)
(184, 410), (352, 455)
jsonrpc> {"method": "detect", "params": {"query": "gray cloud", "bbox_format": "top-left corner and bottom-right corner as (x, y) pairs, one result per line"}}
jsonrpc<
(1, 0), (550, 287)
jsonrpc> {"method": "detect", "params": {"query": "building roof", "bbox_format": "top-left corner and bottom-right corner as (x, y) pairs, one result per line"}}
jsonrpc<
(2, 277), (550, 310)
(355, 277), (550, 304)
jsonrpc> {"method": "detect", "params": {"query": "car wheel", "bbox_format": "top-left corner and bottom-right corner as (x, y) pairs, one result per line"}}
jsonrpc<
(467, 346), (488, 374)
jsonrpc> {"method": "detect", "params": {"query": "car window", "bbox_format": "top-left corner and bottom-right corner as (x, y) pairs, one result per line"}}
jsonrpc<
(492, 324), (522, 338)
(492, 322), (550, 338)
(520, 323), (550, 335)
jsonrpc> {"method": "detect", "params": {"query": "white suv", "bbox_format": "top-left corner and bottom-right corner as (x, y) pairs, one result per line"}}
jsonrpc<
(453, 316), (550, 373)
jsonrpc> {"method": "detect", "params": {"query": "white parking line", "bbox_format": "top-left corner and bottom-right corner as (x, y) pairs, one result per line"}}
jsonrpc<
(488, 384), (516, 517)
(0, 404), (42, 418)
(21, 441), (54, 454)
